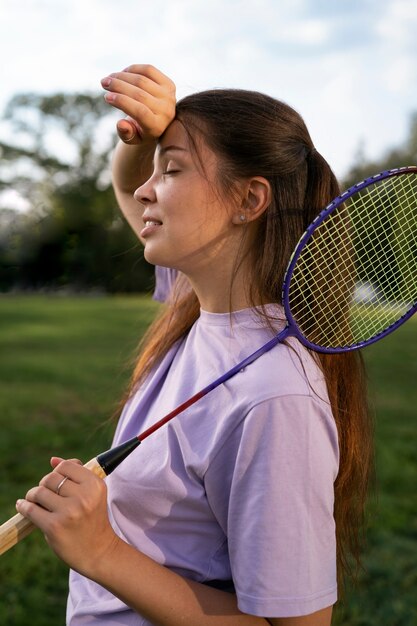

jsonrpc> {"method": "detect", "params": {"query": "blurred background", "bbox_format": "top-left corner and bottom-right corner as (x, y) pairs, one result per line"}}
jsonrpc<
(0, 1), (416, 624)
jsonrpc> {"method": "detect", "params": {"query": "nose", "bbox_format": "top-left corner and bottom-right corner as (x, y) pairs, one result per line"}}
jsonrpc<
(134, 175), (157, 205)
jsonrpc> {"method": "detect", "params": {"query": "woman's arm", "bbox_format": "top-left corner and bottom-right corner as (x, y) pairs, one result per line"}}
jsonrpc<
(92, 536), (272, 625)
(102, 64), (176, 239)
(90, 537), (333, 626)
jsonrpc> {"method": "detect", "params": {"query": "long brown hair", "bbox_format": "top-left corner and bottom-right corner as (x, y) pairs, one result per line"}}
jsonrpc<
(126, 89), (374, 591)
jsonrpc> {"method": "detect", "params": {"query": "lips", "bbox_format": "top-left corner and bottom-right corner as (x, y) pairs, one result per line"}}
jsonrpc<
(142, 211), (163, 226)
(140, 215), (163, 239)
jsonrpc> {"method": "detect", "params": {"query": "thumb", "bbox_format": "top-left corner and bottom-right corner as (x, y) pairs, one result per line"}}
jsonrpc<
(117, 118), (143, 144)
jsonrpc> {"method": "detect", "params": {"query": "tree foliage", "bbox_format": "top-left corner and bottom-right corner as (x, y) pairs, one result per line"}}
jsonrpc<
(0, 92), (153, 293)
(339, 115), (417, 304)
(342, 113), (417, 188)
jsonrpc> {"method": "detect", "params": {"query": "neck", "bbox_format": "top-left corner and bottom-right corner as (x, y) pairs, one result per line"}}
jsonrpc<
(173, 224), (262, 313)
(186, 256), (259, 314)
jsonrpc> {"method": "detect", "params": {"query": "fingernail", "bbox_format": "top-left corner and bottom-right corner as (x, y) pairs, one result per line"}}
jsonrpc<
(104, 93), (116, 102)
(101, 77), (111, 87)
(16, 499), (22, 507)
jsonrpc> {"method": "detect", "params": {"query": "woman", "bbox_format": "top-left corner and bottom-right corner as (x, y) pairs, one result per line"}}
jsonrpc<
(16, 65), (373, 626)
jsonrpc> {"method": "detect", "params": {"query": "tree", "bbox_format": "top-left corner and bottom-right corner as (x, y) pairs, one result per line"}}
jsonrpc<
(342, 113), (417, 188)
(341, 113), (417, 304)
(0, 92), (153, 292)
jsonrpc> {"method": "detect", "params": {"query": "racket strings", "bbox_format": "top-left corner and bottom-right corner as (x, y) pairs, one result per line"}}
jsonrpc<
(352, 178), (415, 286)
(344, 191), (415, 341)
(291, 217), (355, 346)
(343, 178), (415, 307)
(288, 172), (417, 348)
(353, 175), (417, 303)
(333, 179), (416, 343)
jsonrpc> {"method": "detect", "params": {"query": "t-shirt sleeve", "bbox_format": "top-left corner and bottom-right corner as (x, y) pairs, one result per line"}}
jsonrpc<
(204, 394), (339, 618)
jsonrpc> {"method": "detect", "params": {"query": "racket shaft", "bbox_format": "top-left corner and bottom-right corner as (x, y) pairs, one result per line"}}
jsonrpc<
(0, 457), (106, 556)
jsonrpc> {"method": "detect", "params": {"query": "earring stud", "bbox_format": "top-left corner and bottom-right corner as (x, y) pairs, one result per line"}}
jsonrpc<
(239, 215), (246, 222)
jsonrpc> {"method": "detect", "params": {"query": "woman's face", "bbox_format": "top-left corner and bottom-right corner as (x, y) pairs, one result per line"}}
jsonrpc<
(134, 121), (241, 279)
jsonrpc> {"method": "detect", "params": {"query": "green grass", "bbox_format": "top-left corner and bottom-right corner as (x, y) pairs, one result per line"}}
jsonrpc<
(0, 295), (159, 625)
(333, 315), (417, 626)
(0, 295), (416, 625)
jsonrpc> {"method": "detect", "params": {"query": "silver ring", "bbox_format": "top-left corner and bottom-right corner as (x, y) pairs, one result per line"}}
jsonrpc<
(56, 476), (68, 496)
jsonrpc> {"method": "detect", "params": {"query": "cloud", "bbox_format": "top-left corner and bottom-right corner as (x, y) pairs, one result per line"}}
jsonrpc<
(0, 0), (416, 178)
(375, 0), (417, 46)
(373, 0), (417, 94)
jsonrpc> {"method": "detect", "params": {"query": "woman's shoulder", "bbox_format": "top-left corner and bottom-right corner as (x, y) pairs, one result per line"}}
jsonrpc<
(190, 305), (327, 402)
(235, 341), (329, 416)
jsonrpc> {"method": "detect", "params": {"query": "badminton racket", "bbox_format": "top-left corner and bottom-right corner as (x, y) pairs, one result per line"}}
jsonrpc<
(1, 165), (416, 555)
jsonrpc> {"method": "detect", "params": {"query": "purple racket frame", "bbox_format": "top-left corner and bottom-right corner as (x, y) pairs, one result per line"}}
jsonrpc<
(96, 166), (417, 474)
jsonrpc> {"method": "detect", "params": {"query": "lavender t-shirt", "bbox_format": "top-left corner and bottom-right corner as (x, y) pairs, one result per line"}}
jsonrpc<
(67, 307), (339, 624)
(152, 266), (178, 303)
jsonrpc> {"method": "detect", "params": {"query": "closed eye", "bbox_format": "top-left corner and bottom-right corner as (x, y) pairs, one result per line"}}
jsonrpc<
(162, 169), (180, 176)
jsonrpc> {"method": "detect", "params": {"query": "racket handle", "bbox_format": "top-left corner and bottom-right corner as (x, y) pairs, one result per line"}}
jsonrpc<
(0, 512), (34, 556)
(0, 457), (106, 556)
(84, 457), (107, 479)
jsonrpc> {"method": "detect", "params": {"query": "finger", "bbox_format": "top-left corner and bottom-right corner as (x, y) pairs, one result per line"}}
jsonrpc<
(39, 471), (72, 496)
(103, 94), (160, 136)
(108, 71), (167, 98)
(40, 470), (63, 490)
(50, 456), (64, 468)
(50, 457), (83, 472)
(116, 119), (141, 143)
(117, 118), (136, 134)
(25, 485), (60, 511)
(101, 76), (159, 112)
(55, 459), (99, 485)
(122, 64), (175, 89)
(16, 497), (52, 529)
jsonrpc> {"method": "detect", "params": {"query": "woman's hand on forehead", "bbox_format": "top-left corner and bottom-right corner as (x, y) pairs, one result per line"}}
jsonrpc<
(101, 64), (176, 145)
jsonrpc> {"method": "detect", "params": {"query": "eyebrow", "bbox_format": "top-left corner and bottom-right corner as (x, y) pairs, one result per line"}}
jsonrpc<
(157, 145), (189, 157)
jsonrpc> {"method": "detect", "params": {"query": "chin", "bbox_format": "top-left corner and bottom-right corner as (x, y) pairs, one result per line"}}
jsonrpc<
(144, 247), (172, 268)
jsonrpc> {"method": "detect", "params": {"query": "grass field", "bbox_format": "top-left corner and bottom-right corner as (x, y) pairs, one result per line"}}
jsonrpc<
(0, 295), (416, 625)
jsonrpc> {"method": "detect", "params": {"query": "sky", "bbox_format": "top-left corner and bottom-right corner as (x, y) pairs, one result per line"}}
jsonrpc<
(0, 0), (416, 181)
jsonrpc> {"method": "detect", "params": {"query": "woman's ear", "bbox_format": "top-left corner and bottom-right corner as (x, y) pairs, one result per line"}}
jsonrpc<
(232, 176), (271, 224)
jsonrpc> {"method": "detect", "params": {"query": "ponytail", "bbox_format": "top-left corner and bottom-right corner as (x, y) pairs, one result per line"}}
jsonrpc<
(304, 148), (340, 226)
(305, 150), (373, 590)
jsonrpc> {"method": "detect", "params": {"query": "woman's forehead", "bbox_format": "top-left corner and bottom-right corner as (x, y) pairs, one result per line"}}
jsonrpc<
(158, 121), (190, 152)
(157, 120), (217, 171)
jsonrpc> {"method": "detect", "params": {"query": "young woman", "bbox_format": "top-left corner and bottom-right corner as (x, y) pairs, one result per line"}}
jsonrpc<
(16, 65), (374, 626)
